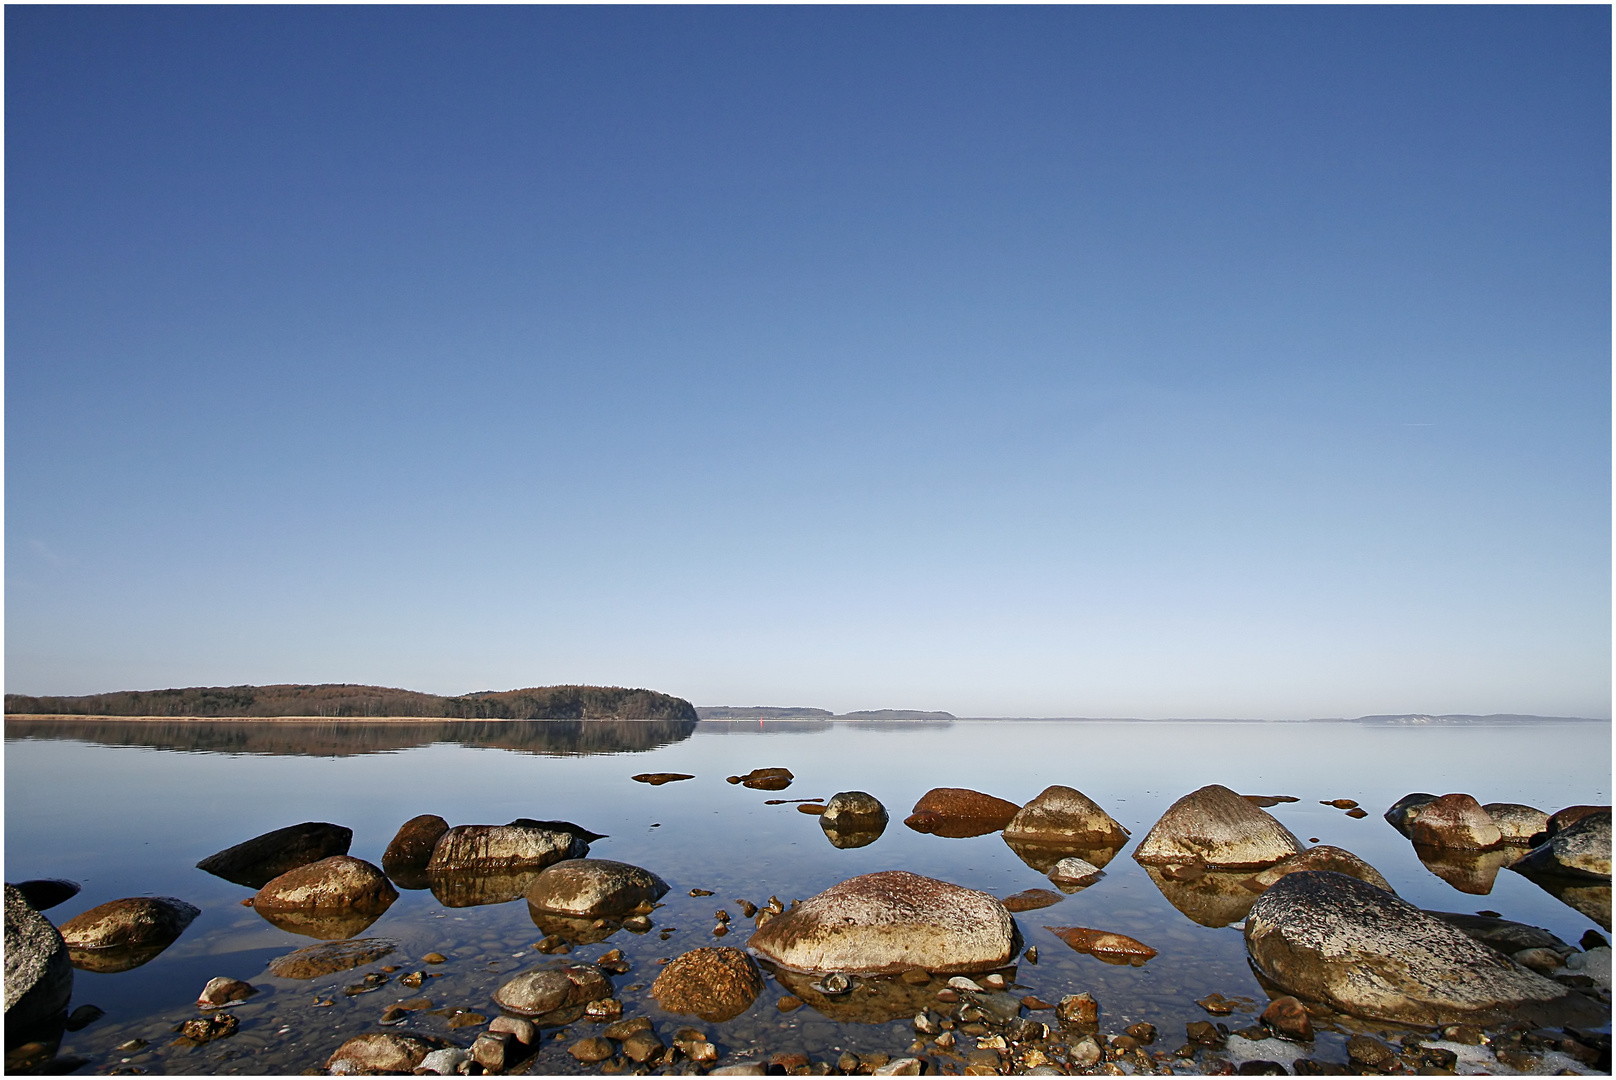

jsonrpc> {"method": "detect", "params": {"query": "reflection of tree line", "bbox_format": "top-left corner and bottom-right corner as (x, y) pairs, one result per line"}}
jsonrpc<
(2, 718), (699, 758)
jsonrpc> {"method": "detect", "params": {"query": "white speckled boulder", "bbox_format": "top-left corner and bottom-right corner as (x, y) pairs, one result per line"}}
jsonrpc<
(253, 856), (397, 913)
(746, 870), (1017, 975)
(1133, 784), (1301, 869)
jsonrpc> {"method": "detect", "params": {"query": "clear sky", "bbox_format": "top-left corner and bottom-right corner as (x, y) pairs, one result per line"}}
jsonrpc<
(6, 6), (1610, 719)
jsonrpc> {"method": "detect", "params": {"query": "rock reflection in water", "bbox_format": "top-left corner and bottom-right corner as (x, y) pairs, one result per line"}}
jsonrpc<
(762, 965), (1013, 1024)
(1412, 844), (1520, 896)
(254, 907), (385, 941)
(528, 910), (623, 946)
(1517, 876), (1612, 930)
(819, 819), (886, 849)
(1142, 866), (1258, 928)
(1003, 836), (1126, 875)
(427, 869), (543, 909)
(67, 942), (174, 974)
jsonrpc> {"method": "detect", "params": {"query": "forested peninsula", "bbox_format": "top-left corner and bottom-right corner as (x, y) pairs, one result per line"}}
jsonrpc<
(4, 683), (698, 721)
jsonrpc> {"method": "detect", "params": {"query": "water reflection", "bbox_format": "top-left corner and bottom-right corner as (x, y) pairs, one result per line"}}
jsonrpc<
(819, 818), (886, 850)
(1142, 866), (1260, 928)
(1514, 874), (1613, 930)
(1003, 836), (1127, 874)
(2, 717), (698, 757)
(426, 868), (543, 909)
(68, 942), (175, 974)
(254, 907), (385, 941)
(1412, 844), (1521, 895)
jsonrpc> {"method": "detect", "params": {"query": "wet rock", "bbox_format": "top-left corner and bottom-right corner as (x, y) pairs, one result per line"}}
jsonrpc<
(1134, 784), (1302, 869)
(11, 880), (80, 913)
(621, 1027), (666, 1063)
(1412, 844), (1519, 895)
(381, 814), (448, 883)
(821, 791), (888, 828)
(1068, 1035), (1102, 1066)
(426, 823), (589, 873)
(59, 896), (200, 951)
(471, 1030), (520, 1071)
(1408, 794), (1504, 850)
(1047, 857), (1105, 889)
(1047, 926), (1156, 965)
(1483, 803), (1550, 843)
(427, 867), (543, 909)
(1243, 795), (1299, 808)
(525, 859), (670, 917)
(1512, 809), (1610, 880)
(176, 1013), (239, 1044)
(746, 870), (1017, 975)
(1345, 1035), (1396, 1072)
(735, 767), (794, 791)
(195, 977), (256, 1008)
(1002, 785), (1130, 848)
(267, 937), (396, 979)
(1001, 889), (1064, 912)
(64, 1004), (103, 1031)
(1321, 799), (1359, 810)
(873, 1057), (923, 1075)
(4, 884), (73, 1031)
(650, 946), (763, 1022)
(492, 963), (613, 1018)
(326, 1032), (446, 1074)
(1143, 865), (1259, 928)
(570, 1035), (615, 1062)
(1259, 996), (1312, 1040)
(253, 855), (397, 916)
(1383, 793), (1439, 837)
(1546, 804), (1610, 836)
(196, 822), (353, 888)
(904, 788), (1021, 837)
(1244, 870), (1606, 1027)
(632, 773), (694, 785)
(1245, 846), (1393, 894)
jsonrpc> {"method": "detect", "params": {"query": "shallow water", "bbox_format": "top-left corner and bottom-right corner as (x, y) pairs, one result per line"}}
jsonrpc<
(4, 717), (1610, 1074)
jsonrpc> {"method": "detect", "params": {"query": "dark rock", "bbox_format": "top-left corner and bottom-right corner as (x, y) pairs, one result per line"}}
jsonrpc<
(1002, 785), (1129, 848)
(746, 870), (1017, 974)
(1345, 1035), (1396, 1072)
(196, 822), (353, 888)
(1246, 846), (1393, 893)
(632, 773), (695, 785)
(10, 880), (80, 913)
(1055, 992), (1098, 1024)
(903, 788), (1020, 837)
(4, 884), (73, 1031)
(1045, 926), (1156, 965)
(381, 814), (449, 879)
(1244, 871), (1606, 1027)
(650, 947), (762, 1022)
(1383, 793), (1439, 837)
(426, 823), (588, 872)
(1512, 810), (1610, 881)
(525, 859), (670, 917)
(1482, 803), (1549, 843)
(569, 1035), (615, 1062)
(176, 1013), (239, 1044)
(1134, 784), (1301, 869)
(1546, 805), (1610, 836)
(1409, 794), (1503, 850)
(1422, 911), (1571, 956)
(326, 1033), (447, 1073)
(59, 896), (199, 970)
(621, 1028), (666, 1063)
(253, 856), (397, 915)
(736, 768), (794, 791)
(266, 937), (396, 979)
(492, 962), (612, 1018)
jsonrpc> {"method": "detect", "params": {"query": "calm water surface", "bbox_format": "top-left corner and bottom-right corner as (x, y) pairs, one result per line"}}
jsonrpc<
(5, 718), (1610, 1074)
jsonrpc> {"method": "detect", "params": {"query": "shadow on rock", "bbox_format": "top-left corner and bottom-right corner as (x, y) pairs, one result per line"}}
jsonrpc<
(1143, 866), (1258, 928)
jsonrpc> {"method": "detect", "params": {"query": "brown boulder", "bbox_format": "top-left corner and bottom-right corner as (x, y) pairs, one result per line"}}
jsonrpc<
(904, 788), (1021, 838)
(426, 824), (587, 873)
(525, 859), (669, 917)
(650, 947), (763, 1022)
(59, 896), (200, 952)
(1133, 784), (1301, 869)
(1483, 803), (1549, 843)
(1046, 926), (1157, 965)
(1408, 794), (1503, 850)
(382, 814), (449, 877)
(1002, 786), (1129, 847)
(253, 856), (397, 914)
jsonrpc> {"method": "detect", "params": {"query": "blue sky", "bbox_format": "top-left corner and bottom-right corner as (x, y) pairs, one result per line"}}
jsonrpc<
(6, 6), (1609, 718)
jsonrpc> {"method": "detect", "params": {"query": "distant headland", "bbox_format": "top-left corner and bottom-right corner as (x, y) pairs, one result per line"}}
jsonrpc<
(3, 683), (698, 721)
(695, 706), (956, 721)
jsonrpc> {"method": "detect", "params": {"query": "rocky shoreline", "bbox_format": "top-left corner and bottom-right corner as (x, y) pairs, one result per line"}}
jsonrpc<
(5, 778), (1609, 1076)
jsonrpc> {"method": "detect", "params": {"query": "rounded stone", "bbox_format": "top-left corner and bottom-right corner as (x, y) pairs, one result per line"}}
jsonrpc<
(492, 963), (612, 1018)
(821, 791), (889, 829)
(1245, 845), (1394, 893)
(1002, 786), (1129, 848)
(326, 1033), (445, 1073)
(1047, 857), (1105, 888)
(1383, 793), (1439, 837)
(569, 1036), (615, 1062)
(1483, 803), (1550, 843)
(59, 896), (200, 951)
(196, 822), (353, 888)
(524, 859), (670, 917)
(650, 947), (764, 1022)
(745, 870), (1017, 975)
(1408, 794), (1504, 850)
(196, 976), (257, 1007)
(253, 856), (398, 913)
(426, 824), (588, 872)
(1244, 871), (1606, 1027)
(382, 815), (450, 871)
(903, 789), (1022, 838)
(4, 884), (73, 1030)
(1133, 784), (1302, 869)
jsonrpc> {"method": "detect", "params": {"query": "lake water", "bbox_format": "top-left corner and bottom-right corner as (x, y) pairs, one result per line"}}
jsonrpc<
(4, 717), (1610, 1075)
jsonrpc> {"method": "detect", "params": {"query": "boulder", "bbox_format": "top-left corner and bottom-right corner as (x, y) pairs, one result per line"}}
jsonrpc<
(821, 792), (888, 830)
(382, 814), (449, 879)
(733, 768), (794, 791)
(1002, 786), (1129, 848)
(1133, 784), (1301, 869)
(1244, 871), (1605, 1027)
(253, 856), (397, 914)
(1422, 912), (1572, 958)
(1408, 794), (1503, 850)
(746, 870), (1017, 975)
(4, 884), (73, 1031)
(1483, 803), (1550, 843)
(492, 963), (613, 1018)
(58, 896), (199, 951)
(1546, 805), (1610, 836)
(196, 822), (353, 888)
(1001, 888), (1064, 912)
(11, 880), (80, 913)
(1383, 793), (1439, 837)
(525, 859), (669, 917)
(904, 789), (1022, 838)
(267, 937), (396, 979)
(327, 1033), (448, 1074)
(426, 824), (587, 873)
(1512, 811), (1610, 881)
(1245, 846), (1393, 894)
(650, 947), (764, 1022)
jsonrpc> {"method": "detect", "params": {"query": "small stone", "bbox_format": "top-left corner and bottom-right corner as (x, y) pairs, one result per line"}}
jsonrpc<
(632, 773), (695, 785)
(621, 1028), (665, 1064)
(1439, 1024), (1483, 1045)
(873, 1058), (923, 1075)
(489, 1015), (536, 1045)
(1515, 947), (1564, 974)
(447, 1011), (485, 1028)
(1056, 992), (1099, 1024)
(1125, 1023), (1156, 1044)
(379, 1006), (408, 1025)
(115, 1039), (148, 1053)
(1069, 1037), (1102, 1067)
(1260, 996), (1313, 1040)
(737, 900), (758, 917)
(418, 1048), (469, 1075)
(949, 976), (984, 991)
(422, 952), (448, 964)
(196, 977), (256, 1008)
(690, 889), (714, 897)
(1345, 808), (1368, 818)
(1322, 799), (1359, 810)
(1021, 995), (1053, 1010)
(1186, 1021), (1225, 1048)
(1197, 993), (1237, 1015)
(176, 1014), (239, 1044)
(603, 1016), (652, 1041)
(1024, 946), (1038, 963)
(1346, 1035), (1396, 1072)
(935, 988), (960, 1003)
(981, 973), (1007, 990)
(471, 1031), (517, 1071)
(570, 1036), (615, 1062)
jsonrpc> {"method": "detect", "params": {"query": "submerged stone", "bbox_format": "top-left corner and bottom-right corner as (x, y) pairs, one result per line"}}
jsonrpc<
(266, 937), (396, 979)
(650, 947), (764, 1022)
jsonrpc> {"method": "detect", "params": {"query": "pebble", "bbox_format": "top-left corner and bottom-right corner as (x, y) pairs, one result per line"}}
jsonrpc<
(948, 976), (984, 992)
(422, 952), (447, 964)
(690, 889), (714, 896)
(569, 1036), (615, 1062)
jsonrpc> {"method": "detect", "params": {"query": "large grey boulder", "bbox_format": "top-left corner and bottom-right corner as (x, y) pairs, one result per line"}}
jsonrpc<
(426, 824), (588, 873)
(1002, 786), (1129, 848)
(4, 885), (72, 1030)
(196, 822), (353, 888)
(524, 859), (669, 916)
(1511, 811), (1610, 881)
(1133, 784), (1301, 869)
(1244, 871), (1604, 1027)
(746, 870), (1017, 975)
